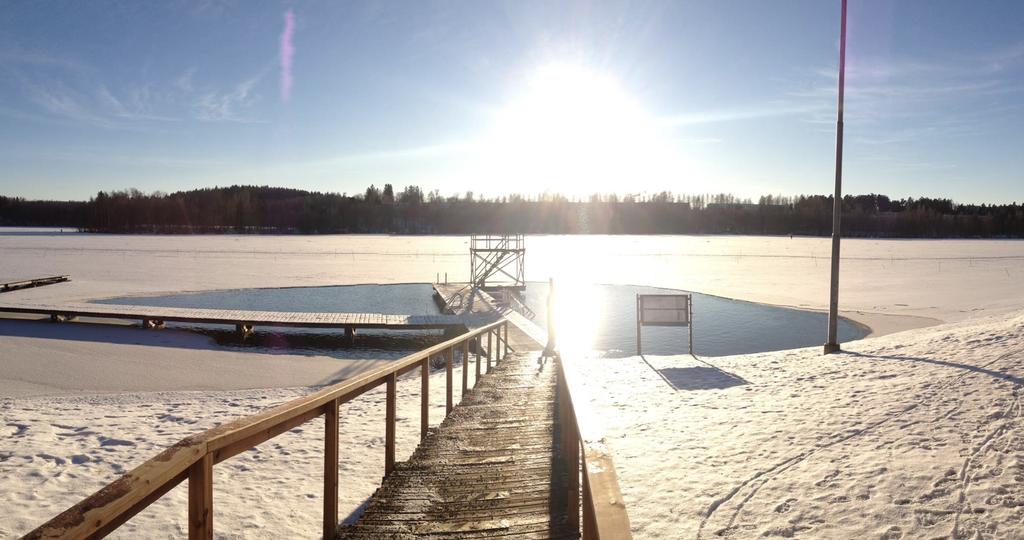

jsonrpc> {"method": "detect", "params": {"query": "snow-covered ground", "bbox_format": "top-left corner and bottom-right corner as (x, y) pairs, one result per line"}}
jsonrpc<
(3, 230), (1024, 538)
(1, 360), (481, 539)
(580, 313), (1024, 539)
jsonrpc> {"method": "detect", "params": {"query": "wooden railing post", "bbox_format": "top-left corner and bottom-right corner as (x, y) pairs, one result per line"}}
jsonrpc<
(188, 453), (213, 540)
(487, 331), (493, 371)
(323, 399), (339, 538)
(559, 362), (581, 534)
(504, 322), (510, 356)
(385, 373), (396, 476)
(445, 347), (454, 414)
(475, 336), (481, 379)
(461, 339), (470, 395)
(420, 358), (429, 440)
(582, 467), (597, 539)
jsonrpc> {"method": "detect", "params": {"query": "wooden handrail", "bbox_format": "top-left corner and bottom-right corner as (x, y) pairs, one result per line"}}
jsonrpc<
(557, 355), (632, 539)
(24, 319), (510, 540)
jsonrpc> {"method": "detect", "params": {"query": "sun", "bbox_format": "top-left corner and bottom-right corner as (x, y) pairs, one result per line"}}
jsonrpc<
(475, 63), (681, 197)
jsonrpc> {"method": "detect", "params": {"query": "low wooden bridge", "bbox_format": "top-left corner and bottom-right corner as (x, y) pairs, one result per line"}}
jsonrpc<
(24, 315), (631, 539)
(0, 301), (477, 337)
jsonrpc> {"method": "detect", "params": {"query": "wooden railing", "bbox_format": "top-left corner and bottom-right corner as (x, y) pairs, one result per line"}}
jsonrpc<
(556, 355), (633, 539)
(24, 319), (511, 540)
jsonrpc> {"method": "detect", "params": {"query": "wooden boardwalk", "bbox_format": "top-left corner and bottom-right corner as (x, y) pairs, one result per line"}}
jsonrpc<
(0, 301), (466, 330)
(339, 350), (574, 539)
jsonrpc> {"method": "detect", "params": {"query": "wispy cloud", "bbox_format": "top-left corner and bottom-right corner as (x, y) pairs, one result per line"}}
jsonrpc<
(673, 136), (723, 144)
(320, 141), (479, 164)
(797, 73), (1006, 101)
(17, 77), (126, 129)
(4, 48), (185, 128)
(178, 64), (270, 123)
(4, 46), (270, 127)
(787, 44), (1024, 178)
(0, 48), (88, 72)
(660, 104), (826, 127)
(280, 9), (296, 102)
(977, 42), (1024, 74)
(13, 75), (183, 129)
(98, 84), (180, 122)
(186, 0), (236, 17)
(23, 148), (231, 169)
(794, 42), (1024, 149)
(193, 74), (266, 122)
(174, 68), (196, 93)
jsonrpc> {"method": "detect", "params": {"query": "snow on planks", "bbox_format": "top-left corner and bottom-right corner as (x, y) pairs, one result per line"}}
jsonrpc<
(0, 301), (464, 330)
(339, 351), (574, 539)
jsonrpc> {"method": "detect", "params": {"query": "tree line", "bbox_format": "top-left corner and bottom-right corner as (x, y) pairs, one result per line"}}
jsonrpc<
(1, 185), (1023, 237)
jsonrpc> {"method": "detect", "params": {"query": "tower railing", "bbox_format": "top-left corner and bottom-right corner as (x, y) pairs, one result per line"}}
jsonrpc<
(470, 233), (525, 289)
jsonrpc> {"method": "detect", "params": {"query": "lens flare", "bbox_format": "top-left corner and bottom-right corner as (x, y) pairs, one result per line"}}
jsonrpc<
(279, 9), (296, 102)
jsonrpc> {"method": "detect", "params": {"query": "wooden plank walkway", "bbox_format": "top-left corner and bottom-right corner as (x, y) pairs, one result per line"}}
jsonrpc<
(339, 350), (574, 539)
(0, 301), (465, 330)
(0, 275), (69, 293)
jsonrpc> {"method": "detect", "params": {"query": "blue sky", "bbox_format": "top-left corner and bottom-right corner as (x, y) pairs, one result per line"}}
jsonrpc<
(1, 1), (1023, 203)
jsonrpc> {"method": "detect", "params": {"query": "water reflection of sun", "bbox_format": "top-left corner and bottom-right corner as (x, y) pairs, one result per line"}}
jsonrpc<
(547, 274), (604, 357)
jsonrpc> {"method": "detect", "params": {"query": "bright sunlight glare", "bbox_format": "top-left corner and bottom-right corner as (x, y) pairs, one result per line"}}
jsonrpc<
(472, 63), (687, 197)
(548, 278), (604, 357)
(541, 243), (614, 356)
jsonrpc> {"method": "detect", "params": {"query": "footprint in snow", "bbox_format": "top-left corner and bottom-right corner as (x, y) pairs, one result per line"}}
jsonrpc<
(774, 498), (797, 513)
(814, 469), (841, 488)
(98, 436), (136, 447)
(879, 525), (903, 539)
(5, 423), (29, 437)
(36, 453), (67, 466)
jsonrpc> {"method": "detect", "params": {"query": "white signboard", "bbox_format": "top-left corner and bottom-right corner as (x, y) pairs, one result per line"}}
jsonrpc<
(638, 294), (691, 326)
(636, 293), (693, 355)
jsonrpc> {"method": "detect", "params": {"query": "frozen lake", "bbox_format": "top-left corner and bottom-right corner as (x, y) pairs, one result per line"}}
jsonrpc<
(3, 230), (1022, 335)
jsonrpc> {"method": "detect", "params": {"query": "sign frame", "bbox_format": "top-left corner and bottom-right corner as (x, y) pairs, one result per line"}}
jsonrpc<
(636, 293), (693, 355)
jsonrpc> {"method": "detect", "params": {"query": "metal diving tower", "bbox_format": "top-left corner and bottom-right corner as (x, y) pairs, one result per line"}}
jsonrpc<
(470, 234), (526, 290)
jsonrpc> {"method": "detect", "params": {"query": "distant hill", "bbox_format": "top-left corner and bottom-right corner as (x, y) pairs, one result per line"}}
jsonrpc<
(2, 185), (1022, 237)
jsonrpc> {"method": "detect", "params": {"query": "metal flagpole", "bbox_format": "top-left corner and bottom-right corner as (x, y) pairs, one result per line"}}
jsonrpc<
(824, 0), (848, 354)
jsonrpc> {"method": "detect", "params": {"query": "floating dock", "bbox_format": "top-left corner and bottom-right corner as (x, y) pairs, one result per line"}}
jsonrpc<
(0, 301), (469, 334)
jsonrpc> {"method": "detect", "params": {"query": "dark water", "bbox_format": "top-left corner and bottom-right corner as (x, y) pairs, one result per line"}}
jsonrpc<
(519, 282), (866, 358)
(94, 282), (866, 358)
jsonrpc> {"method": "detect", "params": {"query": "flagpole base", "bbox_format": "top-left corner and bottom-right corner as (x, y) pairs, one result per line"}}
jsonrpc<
(823, 342), (841, 354)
